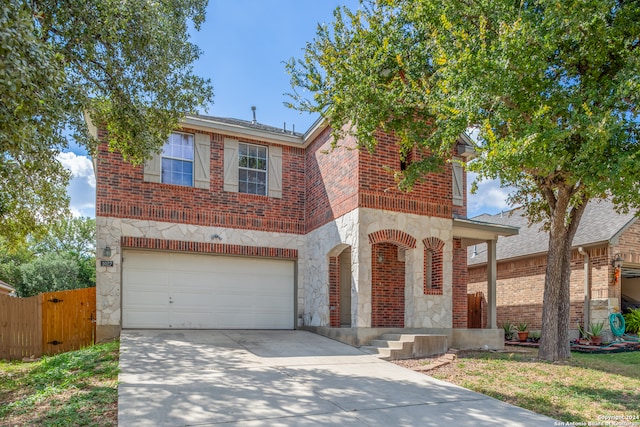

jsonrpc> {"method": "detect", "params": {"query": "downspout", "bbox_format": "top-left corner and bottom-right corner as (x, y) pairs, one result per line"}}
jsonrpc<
(577, 247), (590, 331)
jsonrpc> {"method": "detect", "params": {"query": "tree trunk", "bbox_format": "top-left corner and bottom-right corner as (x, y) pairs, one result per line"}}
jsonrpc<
(538, 191), (587, 361)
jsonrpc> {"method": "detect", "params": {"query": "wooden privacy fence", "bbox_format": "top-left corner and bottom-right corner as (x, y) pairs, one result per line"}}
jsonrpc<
(467, 291), (484, 329)
(0, 287), (96, 360)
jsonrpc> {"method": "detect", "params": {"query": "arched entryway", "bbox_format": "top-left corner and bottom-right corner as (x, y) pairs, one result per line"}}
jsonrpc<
(328, 245), (352, 327)
(368, 229), (417, 328)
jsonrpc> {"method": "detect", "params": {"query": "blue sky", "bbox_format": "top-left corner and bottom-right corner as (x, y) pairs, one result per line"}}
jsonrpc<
(61, 0), (510, 219)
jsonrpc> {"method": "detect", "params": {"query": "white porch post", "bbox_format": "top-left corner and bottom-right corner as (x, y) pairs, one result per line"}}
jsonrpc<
(486, 239), (498, 329)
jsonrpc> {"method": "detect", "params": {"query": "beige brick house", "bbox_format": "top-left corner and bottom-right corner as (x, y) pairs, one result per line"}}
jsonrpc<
(467, 199), (640, 339)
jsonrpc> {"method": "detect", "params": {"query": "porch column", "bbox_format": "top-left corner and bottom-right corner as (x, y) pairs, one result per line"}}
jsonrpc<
(486, 239), (497, 329)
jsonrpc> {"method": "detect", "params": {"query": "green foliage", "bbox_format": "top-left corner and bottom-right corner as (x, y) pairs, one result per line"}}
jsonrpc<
(17, 253), (80, 297)
(0, 237), (33, 291)
(288, 0), (640, 361)
(586, 321), (606, 338)
(502, 320), (515, 340)
(1, 217), (96, 296)
(0, 340), (119, 425)
(516, 322), (528, 332)
(624, 309), (640, 334)
(1, 0), (213, 243)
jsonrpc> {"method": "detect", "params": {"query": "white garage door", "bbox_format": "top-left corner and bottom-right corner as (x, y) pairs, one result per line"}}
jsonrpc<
(122, 250), (294, 329)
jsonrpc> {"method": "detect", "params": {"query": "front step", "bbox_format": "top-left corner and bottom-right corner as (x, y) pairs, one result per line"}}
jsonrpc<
(361, 334), (448, 360)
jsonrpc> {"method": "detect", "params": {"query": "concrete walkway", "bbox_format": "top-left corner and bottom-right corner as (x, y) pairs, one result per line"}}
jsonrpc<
(118, 330), (557, 426)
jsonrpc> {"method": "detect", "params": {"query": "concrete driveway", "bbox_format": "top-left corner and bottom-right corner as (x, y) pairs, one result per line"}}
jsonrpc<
(118, 330), (557, 426)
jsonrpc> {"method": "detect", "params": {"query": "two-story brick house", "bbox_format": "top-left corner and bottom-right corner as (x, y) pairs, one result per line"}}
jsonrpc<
(91, 114), (516, 348)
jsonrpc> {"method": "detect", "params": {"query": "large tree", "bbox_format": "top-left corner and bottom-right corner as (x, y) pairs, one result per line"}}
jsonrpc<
(0, 0), (213, 243)
(287, 0), (640, 361)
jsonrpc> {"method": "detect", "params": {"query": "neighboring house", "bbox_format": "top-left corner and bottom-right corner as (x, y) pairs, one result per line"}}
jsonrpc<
(467, 199), (640, 339)
(91, 114), (516, 348)
(0, 280), (15, 296)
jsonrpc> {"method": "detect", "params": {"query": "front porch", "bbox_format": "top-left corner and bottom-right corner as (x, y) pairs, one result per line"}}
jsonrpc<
(301, 325), (504, 352)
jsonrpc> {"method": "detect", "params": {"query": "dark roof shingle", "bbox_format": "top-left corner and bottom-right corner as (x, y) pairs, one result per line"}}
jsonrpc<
(468, 199), (637, 265)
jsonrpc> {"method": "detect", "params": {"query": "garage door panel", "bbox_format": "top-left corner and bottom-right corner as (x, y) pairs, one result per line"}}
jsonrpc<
(122, 251), (294, 329)
(123, 308), (169, 329)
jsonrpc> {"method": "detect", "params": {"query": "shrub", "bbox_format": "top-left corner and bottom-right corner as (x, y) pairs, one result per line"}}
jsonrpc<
(623, 309), (640, 334)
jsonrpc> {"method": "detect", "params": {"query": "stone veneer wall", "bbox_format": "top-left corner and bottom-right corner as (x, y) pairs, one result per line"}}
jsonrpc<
(95, 216), (306, 340)
(303, 208), (454, 329)
(98, 210), (461, 340)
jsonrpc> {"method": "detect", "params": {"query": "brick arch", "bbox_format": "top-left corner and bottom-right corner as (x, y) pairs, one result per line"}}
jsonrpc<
(367, 229), (416, 249)
(422, 237), (445, 251)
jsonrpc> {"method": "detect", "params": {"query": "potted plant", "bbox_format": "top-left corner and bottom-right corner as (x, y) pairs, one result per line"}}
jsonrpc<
(502, 320), (515, 341)
(586, 320), (605, 346)
(516, 322), (529, 342)
(529, 331), (541, 343)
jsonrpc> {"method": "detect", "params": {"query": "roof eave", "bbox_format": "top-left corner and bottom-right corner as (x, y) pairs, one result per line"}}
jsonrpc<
(183, 115), (305, 146)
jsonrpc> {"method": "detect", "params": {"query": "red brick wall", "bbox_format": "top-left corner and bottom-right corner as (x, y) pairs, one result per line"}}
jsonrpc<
(120, 236), (298, 259)
(305, 127), (360, 232)
(467, 246), (611, 330)
(358, 131), (464, 219)
(616, 220), (640, 267)
(99, 124), (468, 235)
(329, 256), (340, 327)
(423, 237), (444, 295)
(452, 238), (468, 328)
(96, 128), (306, 234)
(371, 242), (405, 327)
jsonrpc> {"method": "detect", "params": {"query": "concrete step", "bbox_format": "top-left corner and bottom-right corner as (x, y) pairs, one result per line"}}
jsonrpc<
(370, 339), (404, 349)
(361, 334), (449, 361)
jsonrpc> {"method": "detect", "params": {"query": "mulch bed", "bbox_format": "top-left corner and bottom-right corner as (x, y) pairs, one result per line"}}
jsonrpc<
(505, 339), (640, 354)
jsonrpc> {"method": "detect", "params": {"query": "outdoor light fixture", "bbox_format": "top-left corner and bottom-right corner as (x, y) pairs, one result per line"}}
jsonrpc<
(612, 253), (623, 286)
(103, 246), (112, 258)
(377, 253), (384, 263)
(612, 253), (623, 269)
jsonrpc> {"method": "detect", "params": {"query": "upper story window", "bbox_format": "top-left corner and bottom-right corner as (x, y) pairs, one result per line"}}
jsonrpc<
(223, 138), (282, 198)
(162, 132), (194, 187)
(238, 142), (267, 196)
(143, 131), (210, 189)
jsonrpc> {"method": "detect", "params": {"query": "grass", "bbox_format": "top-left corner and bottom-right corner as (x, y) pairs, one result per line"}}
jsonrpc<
(427, 347), (640, 423)
(0, 340), (119, 427)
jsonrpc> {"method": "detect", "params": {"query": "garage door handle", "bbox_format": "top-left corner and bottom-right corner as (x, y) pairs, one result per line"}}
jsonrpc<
(169, 297), (174, 304)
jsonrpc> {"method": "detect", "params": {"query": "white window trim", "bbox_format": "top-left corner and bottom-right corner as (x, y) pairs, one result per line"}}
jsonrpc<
(143, 132), (210, 190)
(238, 142), (268, 196)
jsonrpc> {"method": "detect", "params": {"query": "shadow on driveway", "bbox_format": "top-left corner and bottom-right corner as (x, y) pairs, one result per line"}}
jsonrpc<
(118, 330), (558, 426)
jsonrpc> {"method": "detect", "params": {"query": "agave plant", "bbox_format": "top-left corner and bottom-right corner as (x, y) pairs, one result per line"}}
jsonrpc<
(586, 321), (605, 338)
(502, 320), (515, 340)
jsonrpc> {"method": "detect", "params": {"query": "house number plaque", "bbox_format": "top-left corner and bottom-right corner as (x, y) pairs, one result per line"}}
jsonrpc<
(100, 260), (114, 267)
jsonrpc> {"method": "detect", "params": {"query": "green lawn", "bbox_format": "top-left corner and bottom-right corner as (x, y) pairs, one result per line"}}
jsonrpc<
(428, 347), (640, 423)
(0, 341), (119, 427)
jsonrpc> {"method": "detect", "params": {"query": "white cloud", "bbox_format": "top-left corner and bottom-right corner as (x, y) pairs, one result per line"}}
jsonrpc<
(467, 172), (512, 218)
(57, 152), (96, 188)
(57, 152), (96, 218)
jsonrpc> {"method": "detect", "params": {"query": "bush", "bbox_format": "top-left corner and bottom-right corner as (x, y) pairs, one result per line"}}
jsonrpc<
(624, 309), (640, 334)
(17, 253), (80, 297)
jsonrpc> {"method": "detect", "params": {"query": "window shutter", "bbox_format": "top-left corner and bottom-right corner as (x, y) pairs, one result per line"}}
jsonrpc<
(452, 160), (463, 206)
(143, 151), (161, 183)
(194, 133), (210, 189)
(268, 145), (282, 199)
(223, 138), (239, 192)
